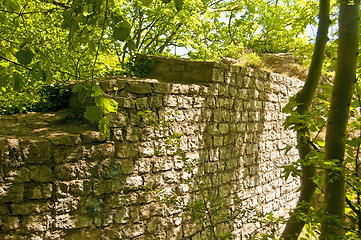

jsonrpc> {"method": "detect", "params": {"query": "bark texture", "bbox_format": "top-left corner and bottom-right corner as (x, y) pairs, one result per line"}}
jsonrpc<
(320, 0), (360, 238)
(281, 0), (330, 239)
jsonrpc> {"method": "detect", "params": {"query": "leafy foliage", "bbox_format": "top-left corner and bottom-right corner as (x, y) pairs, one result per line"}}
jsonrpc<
(282, 76), (361, 238)
(72, 81), (118, 137)
(0, 0), (318, 119)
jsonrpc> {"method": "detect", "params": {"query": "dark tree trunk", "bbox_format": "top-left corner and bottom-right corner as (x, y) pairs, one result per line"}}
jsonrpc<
(281, 0), (330, 239)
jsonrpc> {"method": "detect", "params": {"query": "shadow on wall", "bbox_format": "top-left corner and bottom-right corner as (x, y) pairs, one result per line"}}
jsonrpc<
(0, 55), (301, 240)
(133, 55), (296, 238)
(187, 64), (271, 238)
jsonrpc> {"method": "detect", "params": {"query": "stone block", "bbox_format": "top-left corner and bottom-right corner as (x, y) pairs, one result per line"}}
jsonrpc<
(11, 202), (50, 215)
(116, 158), (134, 175)
(1, 138), (23, 168)
(22, 214), (50, 231)
(113, 208), (129, 224)
(54, 164), (76, 181)
(205, 162), (217, 173)
(0, 204), (8, 215)
(218, 123), (230, 134)
(46, 133), (81, 146)
(218, 85), (229, 96)
(124, 176), (143, 190)
(122, 223), (146, 238)
(103, 194), (125, 208)
(116, 142), (139, 159)
(150, 95), (163, 108)
(126, 126), (141, 142)
(116, 97), (136, 109)
(128, 81), (152, 94)
(69, 180), (92, 196)
(164, 95), (178, 107)
(212, 69), (225, 83)
(6, 167), (30, 182)
(89, 143), (115, 159)
(153, 157), (173, 172)
(136, 158), (152, 173)
(206, 124), (220, 135)
(94, 211), (113, 227)
(29, 165), (52, 182)
(143, 174), (163, 189)
(26, 183), (53, 199)
(64, 228), (101, 240)
(98, 79), (126, 92)
(215, 98), (225, 108)
(1, 216), (19, 230)
(94, 180), (113, 195)
(0, 183), (24, 203)
(74, 215), (94, 228)
(138, 142), (155, 157)
(110, 128), (123, 141)
(135, 97), (149, 110)
(21, 138), (51, 164)
(213, 136), (223, 147)
(80, 131), (106, 143)
(153, 82), (170, 93)
(109, 110), (128, 127)
(54, 196), (79, 213)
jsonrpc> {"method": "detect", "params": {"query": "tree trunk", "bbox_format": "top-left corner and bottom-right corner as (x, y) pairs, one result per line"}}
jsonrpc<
(320, 0), (360, 238)
(281, 0), (330, 239)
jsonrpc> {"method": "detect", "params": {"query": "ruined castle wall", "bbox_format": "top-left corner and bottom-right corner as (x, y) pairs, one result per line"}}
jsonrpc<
(0, 56), (303, 239)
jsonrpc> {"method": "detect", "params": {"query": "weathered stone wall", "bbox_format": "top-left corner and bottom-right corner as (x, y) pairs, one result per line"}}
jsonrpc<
(0, 56), (303, 239)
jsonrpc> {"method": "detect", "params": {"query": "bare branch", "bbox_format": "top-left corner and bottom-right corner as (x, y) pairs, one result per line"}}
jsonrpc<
(0, 56), (32, 71)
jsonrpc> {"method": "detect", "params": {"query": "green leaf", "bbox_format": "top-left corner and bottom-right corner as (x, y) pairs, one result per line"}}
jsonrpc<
(99, 115), (110, 137)
(92, 0), (103, 13)
(173, 0), (183, 11)
(95, 96), (118, 114)
(15, 49), (34, 65)
(317, 140), (325, 147)
(111, 12), (123, 23)
(112, 21), (131, 41)
(31, 62), (46, 81)
(84, 105), (102, 123)
(78, 89), (92, 103)
(12, 72), (25, 91)
(72, 83), (84, 93)
(91, 84), (104, 97)
(141, 0), (152, 6)
(285, 145), (292, 154)
(4, 0), (20, 12)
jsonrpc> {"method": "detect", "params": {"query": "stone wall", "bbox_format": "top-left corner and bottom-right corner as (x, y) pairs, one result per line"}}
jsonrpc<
(0, 56), (303, 239)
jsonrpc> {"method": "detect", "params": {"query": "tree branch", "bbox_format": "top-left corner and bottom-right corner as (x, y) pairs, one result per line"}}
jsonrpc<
(0, 56), (31, 71)
(39, 0), (70, 9)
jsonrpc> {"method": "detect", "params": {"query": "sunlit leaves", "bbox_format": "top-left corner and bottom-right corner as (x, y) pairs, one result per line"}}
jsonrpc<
(99, 115), (110, 137)
(73, 81), (117, 136)
(94, 96), (118, 114)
